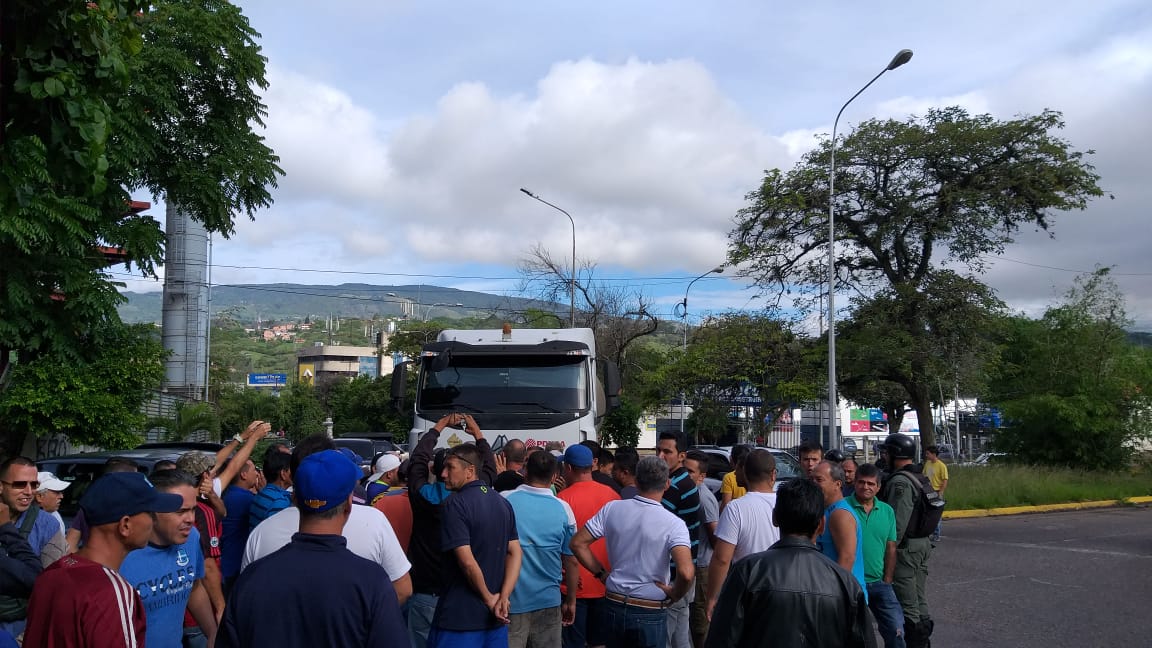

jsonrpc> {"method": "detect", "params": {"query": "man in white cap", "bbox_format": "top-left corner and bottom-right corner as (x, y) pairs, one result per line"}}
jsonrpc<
(369, 453), (412, 552)
(366, 453), (403, 504)
(35, 472), (70, 535)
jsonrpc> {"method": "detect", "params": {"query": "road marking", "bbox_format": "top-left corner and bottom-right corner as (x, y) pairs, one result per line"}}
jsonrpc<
(955, 537), (1152, 559)
(943, 574), (1016, 587)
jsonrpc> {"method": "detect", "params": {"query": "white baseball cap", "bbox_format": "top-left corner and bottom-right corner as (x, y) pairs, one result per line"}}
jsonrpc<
(367, 453), (402, 483)
(37, 471), (70, 493)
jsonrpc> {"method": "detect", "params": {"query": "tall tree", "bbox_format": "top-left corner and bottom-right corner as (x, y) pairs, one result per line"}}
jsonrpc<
(986, 270), (1152, 469)
(0, 322), (166, 451)
(0, 0), (281, 368)
(728, 107), (1104, 445)
(518, 243), (659, 365)
(835, 271), (1004, 443)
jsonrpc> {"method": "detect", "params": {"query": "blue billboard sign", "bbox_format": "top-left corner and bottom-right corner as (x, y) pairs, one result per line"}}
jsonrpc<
(247, 373), (288, 387)
(358, 356), (379, 379)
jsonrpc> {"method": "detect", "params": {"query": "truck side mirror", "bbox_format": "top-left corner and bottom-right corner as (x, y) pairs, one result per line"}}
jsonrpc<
(603, 360), (622, 409)
(390, 361), (409, 411)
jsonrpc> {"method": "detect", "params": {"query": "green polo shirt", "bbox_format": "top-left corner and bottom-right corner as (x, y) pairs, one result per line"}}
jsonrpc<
(846, 494), (897, 583)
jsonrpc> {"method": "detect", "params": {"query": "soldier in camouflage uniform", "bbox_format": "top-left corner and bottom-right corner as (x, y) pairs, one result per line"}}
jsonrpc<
(879, 434), (933, 648)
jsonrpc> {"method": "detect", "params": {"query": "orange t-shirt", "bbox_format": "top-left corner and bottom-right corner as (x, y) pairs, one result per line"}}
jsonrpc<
(558, 480), (620, 599)
(372, 490), (413, 553)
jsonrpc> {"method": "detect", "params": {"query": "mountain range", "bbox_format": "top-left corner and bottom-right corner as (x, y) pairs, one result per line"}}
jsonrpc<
(116, 283), (554, 324)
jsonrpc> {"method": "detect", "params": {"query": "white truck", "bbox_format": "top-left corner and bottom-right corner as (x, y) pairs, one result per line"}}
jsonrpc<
(391, 325), (620, 451)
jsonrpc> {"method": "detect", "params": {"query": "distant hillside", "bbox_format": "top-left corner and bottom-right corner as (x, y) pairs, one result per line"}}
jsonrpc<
(117, 283), (556, 324)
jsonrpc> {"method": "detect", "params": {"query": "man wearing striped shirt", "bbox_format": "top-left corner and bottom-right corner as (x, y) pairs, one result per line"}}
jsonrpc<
(24, 472), (183, 647)
(657, 431), (700, 648)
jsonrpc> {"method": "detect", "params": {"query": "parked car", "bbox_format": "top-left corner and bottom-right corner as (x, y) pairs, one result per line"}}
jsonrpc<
(332, 437), (399, 473)
(36, 442), (224, 521)
(961, 452), (1008, 467)
(691, 445), (802, 496)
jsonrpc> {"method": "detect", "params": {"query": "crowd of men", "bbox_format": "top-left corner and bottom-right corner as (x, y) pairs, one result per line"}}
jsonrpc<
(0, 414), (942, 648)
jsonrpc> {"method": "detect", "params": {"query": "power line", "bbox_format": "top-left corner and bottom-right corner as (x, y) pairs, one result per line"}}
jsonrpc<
(982, 254), (1152, 277)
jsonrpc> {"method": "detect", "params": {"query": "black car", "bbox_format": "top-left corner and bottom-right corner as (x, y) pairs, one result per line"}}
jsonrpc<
(332, 437), (399, 473)
(37, 442), (224, 520)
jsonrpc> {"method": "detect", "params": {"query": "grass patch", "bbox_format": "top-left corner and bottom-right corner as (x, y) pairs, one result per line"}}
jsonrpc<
(945, 464), (1152, 510)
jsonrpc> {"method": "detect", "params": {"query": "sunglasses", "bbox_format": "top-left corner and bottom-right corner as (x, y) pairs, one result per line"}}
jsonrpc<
(1, 480), (41, 490)
(446, 452), (475, 468)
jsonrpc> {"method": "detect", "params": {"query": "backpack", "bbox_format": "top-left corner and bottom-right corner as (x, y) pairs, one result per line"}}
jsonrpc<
(0, 505), (40, 621)
(880, 467), (944, 540)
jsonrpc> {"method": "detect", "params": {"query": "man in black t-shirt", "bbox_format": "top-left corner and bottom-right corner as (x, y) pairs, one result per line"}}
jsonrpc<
(431, 437), (522, 647)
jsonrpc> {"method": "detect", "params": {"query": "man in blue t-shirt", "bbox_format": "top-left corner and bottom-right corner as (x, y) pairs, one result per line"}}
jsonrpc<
(812, 461), (867, 602)
(430, 418), (522, 648)
(121, 470), (216, 648)
(248, 451), (293, 528)
(504, 450), (578, 647)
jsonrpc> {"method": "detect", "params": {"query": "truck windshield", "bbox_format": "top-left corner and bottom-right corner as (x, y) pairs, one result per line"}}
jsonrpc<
(418, 353), (588, 413)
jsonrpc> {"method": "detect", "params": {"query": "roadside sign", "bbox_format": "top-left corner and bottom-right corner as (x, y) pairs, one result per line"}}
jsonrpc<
(247, 373), (288, 387)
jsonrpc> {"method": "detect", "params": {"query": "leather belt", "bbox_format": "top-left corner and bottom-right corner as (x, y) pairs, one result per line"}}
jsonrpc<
(605, 591), (669, 610)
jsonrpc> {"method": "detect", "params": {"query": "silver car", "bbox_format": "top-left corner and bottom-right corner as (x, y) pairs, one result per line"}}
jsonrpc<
(691, 445), (802, 496)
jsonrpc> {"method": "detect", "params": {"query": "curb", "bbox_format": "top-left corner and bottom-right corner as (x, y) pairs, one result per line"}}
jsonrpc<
(944, 495), (1152, 519)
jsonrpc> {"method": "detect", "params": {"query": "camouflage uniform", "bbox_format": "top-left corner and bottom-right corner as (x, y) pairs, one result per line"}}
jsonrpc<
(884, 469), (932, 648)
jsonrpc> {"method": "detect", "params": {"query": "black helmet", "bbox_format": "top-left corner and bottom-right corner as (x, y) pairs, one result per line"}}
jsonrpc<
(881, 434), (916, 459)
(823, 449), (846, 463)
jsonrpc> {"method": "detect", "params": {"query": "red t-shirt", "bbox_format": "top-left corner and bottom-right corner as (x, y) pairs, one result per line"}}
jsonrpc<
(558, 480), (619, 598)
(24, 554), (147, 648)
(372, 490), (413, 553)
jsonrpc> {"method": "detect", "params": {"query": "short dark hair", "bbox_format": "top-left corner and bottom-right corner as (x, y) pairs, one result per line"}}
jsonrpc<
(580, 439), (603, 456)
(744, 449), (777, 484)
(525, 450), (557, 483)
(151, 460), (178, 474)
(657, 431), (686, 453)
(613, 447), (639, 475)
(925, 445), (940, 455)
(291, 434), (336, 477)
(448, 443), (481, 471)
(798, 440), (824, 456)
(855, 463), (880, 480)
(599, 449), (615, 465)
(397, 459), (411, 484)
(263, 451), (292, 483)
(432, 449), (449, 478)
(0, 457), (35, 479)
(730, 444), (753, 466)
(263, 441), (291, 464)
(503, 439), (526, 464)
(148, 469), (198, 493)
(774, 478), (825, 536)
(103, 457), (141, 474)
(684, 450), (710, 470)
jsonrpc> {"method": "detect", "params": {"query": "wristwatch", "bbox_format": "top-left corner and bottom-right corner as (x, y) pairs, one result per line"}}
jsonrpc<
(232, 433), (245, 444)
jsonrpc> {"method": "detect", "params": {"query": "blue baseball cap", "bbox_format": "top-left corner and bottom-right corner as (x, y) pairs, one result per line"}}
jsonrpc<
(563, 444), (594, 468)
(295, 449), (361, 512)
(81, 472), (184, 526)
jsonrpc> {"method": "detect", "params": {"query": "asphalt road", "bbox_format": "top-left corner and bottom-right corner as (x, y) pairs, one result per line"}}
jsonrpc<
(927, 505), (1152, 646)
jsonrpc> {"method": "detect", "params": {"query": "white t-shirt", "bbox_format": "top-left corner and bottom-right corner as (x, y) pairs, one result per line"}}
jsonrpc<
(715, 491), (780, 561)
(584, 495), (690, 601)
(241, 505), (411, 581)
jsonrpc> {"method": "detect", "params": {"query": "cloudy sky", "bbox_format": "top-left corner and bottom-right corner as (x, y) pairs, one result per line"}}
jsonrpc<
(123, 0), (1152, 328)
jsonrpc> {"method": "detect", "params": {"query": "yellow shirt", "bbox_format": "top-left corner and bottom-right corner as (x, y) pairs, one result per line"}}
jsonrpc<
(720, 471), (747, 500)
(923, 458), (949, 491)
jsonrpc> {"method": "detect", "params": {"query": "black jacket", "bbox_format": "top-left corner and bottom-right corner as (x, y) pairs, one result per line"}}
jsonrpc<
(705, 536), (877, 648)
(407, 428), (497, 595)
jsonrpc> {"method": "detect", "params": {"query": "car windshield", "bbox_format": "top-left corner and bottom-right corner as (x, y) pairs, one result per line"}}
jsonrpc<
(36, 460), (145, 519)
(771, 451), (803, 480)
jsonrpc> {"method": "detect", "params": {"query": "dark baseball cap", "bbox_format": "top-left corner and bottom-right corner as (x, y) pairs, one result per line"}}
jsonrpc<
(81, 472), (184, 526)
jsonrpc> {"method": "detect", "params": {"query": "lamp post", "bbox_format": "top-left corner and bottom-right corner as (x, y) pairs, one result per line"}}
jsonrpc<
(827, 48), (913, 452)
(520, 188), (576, 327)
(680, 265), (725, 436)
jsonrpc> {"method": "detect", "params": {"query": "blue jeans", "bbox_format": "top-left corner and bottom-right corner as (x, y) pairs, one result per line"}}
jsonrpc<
(408, 592), (439, 648)
(867, 581), (906, 648)
(562, 598), (606, 648)
(428, 626), (508, 648)
(603, 598), (667, 648)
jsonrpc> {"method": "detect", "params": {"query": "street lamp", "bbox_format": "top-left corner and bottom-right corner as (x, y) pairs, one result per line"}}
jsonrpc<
(827, 48), (913, 452)
(520, 188), (576, 327)
(680, 265), (725, 436)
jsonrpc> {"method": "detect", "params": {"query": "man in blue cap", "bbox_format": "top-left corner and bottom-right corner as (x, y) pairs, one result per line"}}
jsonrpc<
(220, 449), (405, 647)
(24, 472), (184, 647)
